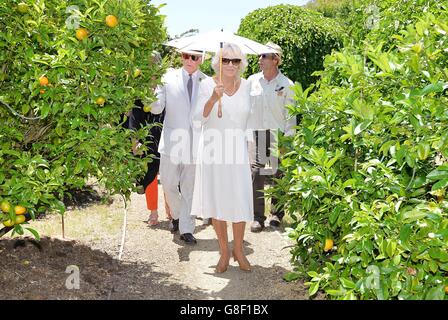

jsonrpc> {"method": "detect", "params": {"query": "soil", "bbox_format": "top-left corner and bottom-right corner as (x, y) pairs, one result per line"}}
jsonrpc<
(0, 185), (314, 300)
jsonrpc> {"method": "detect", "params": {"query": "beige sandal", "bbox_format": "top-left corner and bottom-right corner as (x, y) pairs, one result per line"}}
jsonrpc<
(148, 212), (158, 226)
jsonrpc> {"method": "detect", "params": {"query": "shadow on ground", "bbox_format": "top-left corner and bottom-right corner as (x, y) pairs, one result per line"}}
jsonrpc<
(205, 263), (310, 300)
(63, 186), (108, 209)
(0, 236), (208, 300)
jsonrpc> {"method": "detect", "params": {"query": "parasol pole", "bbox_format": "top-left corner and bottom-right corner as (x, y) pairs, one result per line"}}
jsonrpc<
(217, 41), (223, 118)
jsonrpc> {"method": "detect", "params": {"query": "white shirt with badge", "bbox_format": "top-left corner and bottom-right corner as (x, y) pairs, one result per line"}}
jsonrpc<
(247, 71), (296, 136)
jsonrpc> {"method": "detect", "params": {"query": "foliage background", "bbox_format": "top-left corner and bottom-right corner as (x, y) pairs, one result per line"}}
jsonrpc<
(237, 4), (343, 88)
(0, 0), (167, 237)
(272, 0), (448, 299)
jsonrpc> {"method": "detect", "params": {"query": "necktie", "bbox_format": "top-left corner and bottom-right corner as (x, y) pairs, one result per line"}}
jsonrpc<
(187, 74), (193, 102)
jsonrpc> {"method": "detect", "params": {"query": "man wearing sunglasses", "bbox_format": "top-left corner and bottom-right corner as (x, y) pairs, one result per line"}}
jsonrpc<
(247, 42), (296, 233)
(150, 49), (208, 245)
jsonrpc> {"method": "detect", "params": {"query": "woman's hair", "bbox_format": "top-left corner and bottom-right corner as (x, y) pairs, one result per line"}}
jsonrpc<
(211, 43), (248, 76)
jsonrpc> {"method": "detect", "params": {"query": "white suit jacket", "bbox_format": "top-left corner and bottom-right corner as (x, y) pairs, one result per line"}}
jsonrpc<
(151, 68), (208, 164)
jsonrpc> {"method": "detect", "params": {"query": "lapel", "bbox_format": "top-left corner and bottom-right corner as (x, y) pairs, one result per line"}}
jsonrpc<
(177, 68), (190, 106)
(191, 71), (207, 107)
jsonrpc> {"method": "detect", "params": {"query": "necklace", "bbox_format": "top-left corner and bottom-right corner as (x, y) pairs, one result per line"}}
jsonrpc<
(223, 79), (239, 96)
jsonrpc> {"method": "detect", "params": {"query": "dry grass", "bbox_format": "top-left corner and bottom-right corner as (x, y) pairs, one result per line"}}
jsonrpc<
(11, 198), (124, 243)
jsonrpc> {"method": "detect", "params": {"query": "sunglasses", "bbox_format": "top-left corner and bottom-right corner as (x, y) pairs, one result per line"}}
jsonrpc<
(222, 58), (241, 66)
(259, 53), (277, 59)
(182, 53), (201, 61)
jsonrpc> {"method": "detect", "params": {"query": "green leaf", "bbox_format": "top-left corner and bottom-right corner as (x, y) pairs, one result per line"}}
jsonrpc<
(340, 278), (356, 289)
(74, 158), (89, 175)
(25, 228), (40, 241)
(417, 143), (431, 160)
(307, 271), (320, 278)
(400, 224), (412, 243)
(439, 251), (448, 262)
(419, 82), (445, 96)
(329, 205), (341, 226)
(428, 248), (441, 259)
(427, 170), (448, 181)
(428, 260), (439, 273)
(431, 179), (448, 191)
(326, 289), (344, 296)
(303, 127), (314, 145)
(425, 286), (444, 300)
(52, 200), (66, 214)
(369, 53), (393, 73)
(283, 271), (301, 282)
(402, 209), (427, 222)
(14, 224), (24, 235)
(354, 120), (372, 135)
(386, 240), (397, 258)
(342, 178), (356, 189)
(308, 281), (320, 296)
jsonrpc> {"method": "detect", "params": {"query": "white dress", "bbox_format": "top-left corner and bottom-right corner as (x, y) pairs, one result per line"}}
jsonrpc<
(191, 77), (254, 222)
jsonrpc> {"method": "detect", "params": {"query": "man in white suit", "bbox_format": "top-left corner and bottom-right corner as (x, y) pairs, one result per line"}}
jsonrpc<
(150, 49), (208, 245)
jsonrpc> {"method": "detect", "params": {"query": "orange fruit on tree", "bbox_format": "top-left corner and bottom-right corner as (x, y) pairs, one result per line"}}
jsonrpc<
(2, 219), (14, 227)
(75, 28), (89, 41)
(17, 2), (29, 14)
(1, 200), (11, 213)
(15, 215), (26, 225)
(40, 89), (45, 94)
(39, 76), (49, 86)
(14, 205), (27, 215)
(324, 239), (334, 252)
(96, 96), (106, 106)
(445, 285), (448, 294)
(105, 15), (119, 28)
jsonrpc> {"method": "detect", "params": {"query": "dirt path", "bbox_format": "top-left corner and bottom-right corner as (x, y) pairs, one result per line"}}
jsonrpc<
(0, 185), (308, 300)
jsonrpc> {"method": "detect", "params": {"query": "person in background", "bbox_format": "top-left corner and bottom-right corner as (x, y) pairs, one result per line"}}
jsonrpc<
(129, 51), (172, 226)
(247, 42), (295, 233)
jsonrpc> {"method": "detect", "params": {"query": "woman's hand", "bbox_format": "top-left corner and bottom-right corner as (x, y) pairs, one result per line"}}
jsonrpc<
(203, 80), (224, 117)
(210, 81), (224, 104)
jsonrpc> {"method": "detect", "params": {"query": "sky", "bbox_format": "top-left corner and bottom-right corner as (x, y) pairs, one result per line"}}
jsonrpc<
(149, 0), (310, 37)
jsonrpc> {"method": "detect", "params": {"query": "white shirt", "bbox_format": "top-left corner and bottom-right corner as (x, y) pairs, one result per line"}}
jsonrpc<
(247, 71), (296, 136)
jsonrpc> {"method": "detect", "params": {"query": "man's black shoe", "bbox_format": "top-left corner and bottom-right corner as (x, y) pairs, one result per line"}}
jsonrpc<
(180, 233), (197, 245)
(269, 215), (281, 228)
(170, 219), (179, 233)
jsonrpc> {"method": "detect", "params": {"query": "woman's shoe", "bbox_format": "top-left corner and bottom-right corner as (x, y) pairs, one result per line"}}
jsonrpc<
(148, 211), (158, 226)
(215, 255), (230, 273)
(232, 251), (251, 272)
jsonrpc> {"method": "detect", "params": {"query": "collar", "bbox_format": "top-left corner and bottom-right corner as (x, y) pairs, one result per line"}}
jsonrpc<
(261, 70), (281, 84)
(182, 68), (199, 79)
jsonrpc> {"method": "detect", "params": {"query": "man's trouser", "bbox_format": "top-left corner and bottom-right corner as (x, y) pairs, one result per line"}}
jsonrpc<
(160, 154), (196, 234)
(251, 130), (284, 225)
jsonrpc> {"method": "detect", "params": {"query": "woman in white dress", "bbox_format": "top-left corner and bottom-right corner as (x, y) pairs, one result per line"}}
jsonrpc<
(191, 43), (253, 273)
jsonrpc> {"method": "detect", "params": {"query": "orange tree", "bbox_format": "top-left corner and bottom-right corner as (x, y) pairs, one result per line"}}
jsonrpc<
(0, 0), (167, 238)
(274, 1), (448, 299)
(238, 4), (343, 88)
